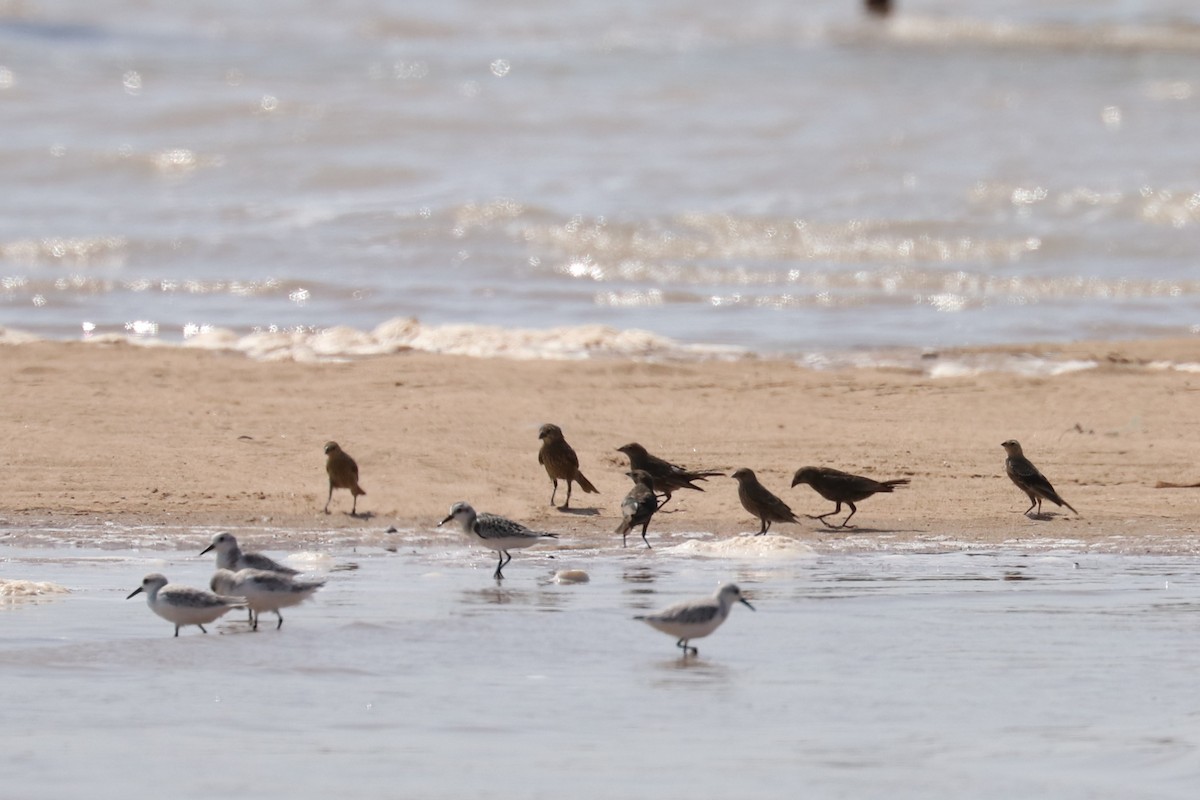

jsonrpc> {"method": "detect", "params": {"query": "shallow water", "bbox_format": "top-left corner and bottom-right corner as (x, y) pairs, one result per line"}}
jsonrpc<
(2, 1), (1199, 358)
(2, 541), (1199, 799)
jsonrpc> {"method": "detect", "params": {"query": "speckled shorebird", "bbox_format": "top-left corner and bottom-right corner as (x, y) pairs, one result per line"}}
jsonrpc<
(616, 442), (723, 507)
(200, 532), (299, 575)
(791, 466), (910, 528)
(635, 583), (754, 656)
(210, 568), (326, 631)
(616, 469), (660, 549)
(324, 441), (366, 516)
(1002, 439), (1079, 517)
(438, 501), (559, 579)
(126, 573), (247, 637)
(731, 467), (800, 535)
(537, 423), (599, 510)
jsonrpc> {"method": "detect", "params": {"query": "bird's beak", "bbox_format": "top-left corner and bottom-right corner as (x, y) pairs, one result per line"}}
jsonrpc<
(199, 544), (214, 556)
(790, 476), (800, 487)
(437, 515), (453, 527)
(740, 598), (755, 611)
(126, 587), (144, 600)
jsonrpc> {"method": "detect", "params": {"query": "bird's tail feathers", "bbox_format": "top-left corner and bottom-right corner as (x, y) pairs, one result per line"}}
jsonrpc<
(615, 519), (631, 535)
(575, 472), (599, 494)
(882, 478), (910, 490)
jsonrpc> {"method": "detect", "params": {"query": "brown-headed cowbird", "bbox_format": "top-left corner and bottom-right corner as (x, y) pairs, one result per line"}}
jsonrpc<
(1002, 439), (1078, 517)
(537, 423), (599, 509)
(616, 469), (660, 549)
(731, 467), (800, 535)
(324, 441), (365, 516)
(791, 466), (909, 529)
(616, 442), (723, 507)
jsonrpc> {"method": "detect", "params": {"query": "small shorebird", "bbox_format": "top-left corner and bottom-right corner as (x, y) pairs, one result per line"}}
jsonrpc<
(615, 469), (660, 549)
(126, 573), (247, 637)
(616, 442), (723, 507)
(635, 583), (755, 656)
(438, 501), (559, 579)
(324, 441), (366, 516)
(210, 568), (326, 631)
(731, 467), (800, 535)
(200, 532), (299, 575)
(791, 466), (910, 528)
(537, 423), (599, 509)
(1002, 439), (1079, 517)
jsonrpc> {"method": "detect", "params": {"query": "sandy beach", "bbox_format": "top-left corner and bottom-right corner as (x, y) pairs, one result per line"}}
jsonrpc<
(2, 337), (1198, 551)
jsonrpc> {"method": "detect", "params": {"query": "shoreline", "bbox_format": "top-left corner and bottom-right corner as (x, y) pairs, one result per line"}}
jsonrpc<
(3, 336), (1199, 554)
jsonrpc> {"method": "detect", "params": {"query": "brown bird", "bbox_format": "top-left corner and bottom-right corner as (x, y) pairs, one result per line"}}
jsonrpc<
(324, 441), (365, 516)
(616, 442), (724, 507)
(616, 469), (660, 549)
(731, 467), (800, 535)
(1002, 439), (1078, 517)
(791, 466), (910, 529)
(537, 423), (599, 510)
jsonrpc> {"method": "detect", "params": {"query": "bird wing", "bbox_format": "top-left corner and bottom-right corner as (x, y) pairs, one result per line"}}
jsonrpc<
(749, 483), (797, 521)
(655, 601), (719, 625)
(475, 513), (555, 540)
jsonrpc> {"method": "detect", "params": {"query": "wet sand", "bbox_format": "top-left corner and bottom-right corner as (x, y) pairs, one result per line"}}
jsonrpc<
(2, 337), (1199, 551)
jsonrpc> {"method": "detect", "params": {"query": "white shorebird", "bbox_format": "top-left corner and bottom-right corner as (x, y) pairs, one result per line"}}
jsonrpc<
(210, 568), (326, 631)
(199, 532), (299, 575)
(635, 583), (755, 656)
(437, 501), (559, 579)
(126, 573), (247, 637)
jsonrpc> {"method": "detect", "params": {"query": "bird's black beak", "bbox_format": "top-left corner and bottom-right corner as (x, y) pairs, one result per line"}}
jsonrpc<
(126, 587), (144, 600)
(199, 544), (214, 556)
(437, 515), (453, 527)
(790, 476), (800, 487)
(740, 598), (755, 611)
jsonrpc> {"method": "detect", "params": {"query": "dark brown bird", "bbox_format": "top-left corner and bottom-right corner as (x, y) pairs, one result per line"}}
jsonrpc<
(791, 466), (910, 529)
(616, 442), (724, 507)
(537, 423), (599, 510)
(1002, 439), (1078, 517)
(324, 441), (365, 516)
(616, 469), (660, 549)
(731, 467), (800, 535)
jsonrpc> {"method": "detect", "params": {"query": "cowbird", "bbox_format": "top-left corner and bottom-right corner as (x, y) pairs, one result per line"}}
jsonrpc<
(731, 467), (800, 535)
(616, 469), (660, 549)
(616, 442), (723, 507)
(537, 423), (599, 509)
(438, 501), (559, 579)
(324, 441), (365, 516)
(1002, 440), (1078, 517)
(791, 466), (909, 528)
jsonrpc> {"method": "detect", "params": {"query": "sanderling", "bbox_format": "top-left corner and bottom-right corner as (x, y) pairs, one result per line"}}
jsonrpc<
(200, 532), (300, 575)
(437, 501), (559, 579)
(210, 568), (326, 631)
(126, 573), (247, 637)
(635, 583), (755, 656)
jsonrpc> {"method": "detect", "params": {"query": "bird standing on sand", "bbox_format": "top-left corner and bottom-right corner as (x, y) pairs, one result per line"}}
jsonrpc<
(731, 467), (800, 535)
(1002, 439), (1078, 517)
(791, 466), (910, 529)
(616, 442), (724, 507)
(210, 568), (326, 631)
(126, 573), (247, 637)
(635, 583), (755, 656)
(438, 501), (559, 579)
(537, 423), (599, 510)
(616, 469), (660, 549)
(324, 441), (366, 516)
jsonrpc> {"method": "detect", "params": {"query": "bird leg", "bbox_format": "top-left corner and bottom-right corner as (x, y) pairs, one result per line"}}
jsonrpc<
(676, 638), (697, 656)
(808, 502), (844, 528)
(275, 611), (284, 630)
(174, 626), (180, 637)
(838, 503), (858, 529)
(559, 480), (573, 511)
(324, 485), (333, 515)
(641, 522), (652, 549)
(757, 518), (770, 536)
(252, 612), (259, 631)
(549, 479), (559, 507)
(655, 493), (673, 511)
(1022, 494), (1039, 517)
(351, 494), (359, 516)
(493, 550), (513, 579)
(198, 624), (208, 634)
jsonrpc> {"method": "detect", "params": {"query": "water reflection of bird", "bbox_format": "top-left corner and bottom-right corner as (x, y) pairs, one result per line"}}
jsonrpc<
(634, 583), (755, 656)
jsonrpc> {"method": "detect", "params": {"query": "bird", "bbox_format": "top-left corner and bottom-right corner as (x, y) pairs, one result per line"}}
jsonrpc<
(199, 532), (299, 575)
(616, 469), (660, 549)
(616, 442), (724, 507)
(537, 423), (599, 510)
(438, 501), (559, 579)
(126, 573), (247, 637)
(731, 467), (800, 535)
(324, 441), (366, 516)
(1002, 439), (1078, 517)
(210, 568), (325, 631)
(634, 583), (755, 656)
(791, 466), (910, 528)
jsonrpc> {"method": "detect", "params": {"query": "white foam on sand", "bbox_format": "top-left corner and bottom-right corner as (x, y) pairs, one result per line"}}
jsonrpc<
(660, 534), (819, 560)
(0, 579), (71, 599)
